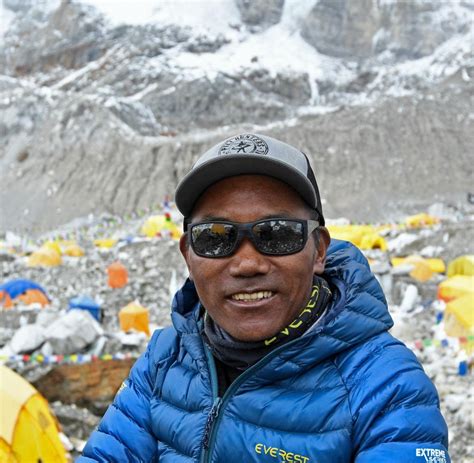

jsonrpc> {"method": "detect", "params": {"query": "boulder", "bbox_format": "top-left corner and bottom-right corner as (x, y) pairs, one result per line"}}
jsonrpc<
(43, 310), (103, 355)
(6, 324), (46, 354)
(301, 0), (381, 59)
(236, 0), (284, 29)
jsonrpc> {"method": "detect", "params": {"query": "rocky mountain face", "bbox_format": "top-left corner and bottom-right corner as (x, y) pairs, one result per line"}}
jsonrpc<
(0, 0), (472, 233)
(302, 0), (472, 60)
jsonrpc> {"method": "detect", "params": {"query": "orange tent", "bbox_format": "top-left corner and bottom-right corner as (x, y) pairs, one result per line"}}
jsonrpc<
(17, 289), (49, 307)
(107, 262), (128, 289)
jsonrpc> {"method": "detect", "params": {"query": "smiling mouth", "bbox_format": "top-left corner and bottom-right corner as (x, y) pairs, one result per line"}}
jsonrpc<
(231, 291), (274, 301)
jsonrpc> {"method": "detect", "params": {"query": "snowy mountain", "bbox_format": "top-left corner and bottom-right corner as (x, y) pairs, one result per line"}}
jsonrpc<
(0, 0), (472, 232)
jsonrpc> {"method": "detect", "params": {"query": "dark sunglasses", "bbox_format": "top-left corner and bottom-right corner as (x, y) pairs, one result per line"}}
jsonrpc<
(187, 218), (320, 258)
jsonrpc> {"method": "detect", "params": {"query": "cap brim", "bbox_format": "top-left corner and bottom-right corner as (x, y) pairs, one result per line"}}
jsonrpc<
(175, 155), (318, 217)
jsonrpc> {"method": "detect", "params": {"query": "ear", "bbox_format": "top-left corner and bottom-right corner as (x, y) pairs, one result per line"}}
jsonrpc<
(313, 227), (330, 275)
(179, 233), (193, 280)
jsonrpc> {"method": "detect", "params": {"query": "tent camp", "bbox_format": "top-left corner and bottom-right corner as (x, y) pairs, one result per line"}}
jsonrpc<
(0, 365), (67, 462)
(141, 215), (181, 240)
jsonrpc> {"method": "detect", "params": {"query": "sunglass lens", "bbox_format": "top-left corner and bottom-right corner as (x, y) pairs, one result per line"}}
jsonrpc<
(253, 220), (304, 254)
(191, 223), (237, 257)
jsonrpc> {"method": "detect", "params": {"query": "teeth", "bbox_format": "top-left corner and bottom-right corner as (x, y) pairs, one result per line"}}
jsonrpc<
(231, 291), (273, 301)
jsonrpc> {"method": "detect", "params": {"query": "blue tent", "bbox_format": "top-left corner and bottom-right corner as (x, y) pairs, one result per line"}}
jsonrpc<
(68, 296), (101, 322)
(0, 279), (48, 299)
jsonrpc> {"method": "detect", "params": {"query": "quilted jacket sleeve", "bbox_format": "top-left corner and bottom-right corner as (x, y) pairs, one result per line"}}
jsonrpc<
(348, 335), (450, 463)
(77, 329), (162, 463)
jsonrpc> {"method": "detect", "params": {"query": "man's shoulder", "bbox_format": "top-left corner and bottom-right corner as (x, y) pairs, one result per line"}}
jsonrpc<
(146, 324), (181, 363)
(335, 331), (437, 408)
(332, 331), (447, 456)
(336, 331), (420, 380)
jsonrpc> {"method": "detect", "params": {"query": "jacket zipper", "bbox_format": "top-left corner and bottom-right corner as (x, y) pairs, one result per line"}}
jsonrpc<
(202, 397), (221, 450)
(199, 332), (322, 462)
(200, 346), (220, 462)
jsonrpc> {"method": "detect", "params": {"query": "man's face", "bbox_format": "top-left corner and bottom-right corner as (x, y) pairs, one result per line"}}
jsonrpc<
(180, 175), (328, 342)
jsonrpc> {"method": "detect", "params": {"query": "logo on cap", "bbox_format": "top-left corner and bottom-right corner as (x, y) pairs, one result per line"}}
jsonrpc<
(218, 134), (269, 156)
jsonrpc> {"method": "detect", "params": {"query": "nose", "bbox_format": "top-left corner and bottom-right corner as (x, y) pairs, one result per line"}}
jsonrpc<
(228, 237), (271, 277)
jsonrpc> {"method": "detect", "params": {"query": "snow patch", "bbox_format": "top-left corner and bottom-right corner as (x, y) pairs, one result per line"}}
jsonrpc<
(84, 0), (241, 33)
(81, 0), (160, 26)
(280, 0), (319, 32)
(0, 2), (15, 41)
(167, 1), (351, 91)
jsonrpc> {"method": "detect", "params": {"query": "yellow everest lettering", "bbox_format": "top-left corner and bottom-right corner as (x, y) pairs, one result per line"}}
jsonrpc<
(264, 336), (277, 346)
(306, 287), (319, 308)
(289, 320), (303, 329)
(254, 443), (311, 462)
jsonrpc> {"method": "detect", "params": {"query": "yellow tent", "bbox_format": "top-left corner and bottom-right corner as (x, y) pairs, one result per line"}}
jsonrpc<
(359, 233), (387, 251)
(93, 238), (117, 249)
(405, 213), (439, 228)
(27, 247), (62, 267)
(329, 230), (363, 247)
(63, 243), (85, 257)
(407, 256), (433, 282)
(391, 255), (433, 282)
(119, 301), (150, 336)
(410, 263), (433, 282)
(141, 215), (181, 240)
(327, 225), (365, 247)
(438, 275), (474, 302)
(447, 255), (474, 277)
(444, 294), (474, 338)
(0, 365), (67, 462)
(53, 240), (85, 257)
(391, 256), (446, 274)
(43, 241), (62, 255)
(327, 225), (387, 250)
(425, 258), (446, 274)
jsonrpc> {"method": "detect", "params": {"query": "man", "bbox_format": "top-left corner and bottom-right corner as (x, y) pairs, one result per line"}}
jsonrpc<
(80, 134), (450, 462)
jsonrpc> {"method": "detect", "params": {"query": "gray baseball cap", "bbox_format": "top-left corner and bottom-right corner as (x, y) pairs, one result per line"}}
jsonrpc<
(175, 133), (325, 225)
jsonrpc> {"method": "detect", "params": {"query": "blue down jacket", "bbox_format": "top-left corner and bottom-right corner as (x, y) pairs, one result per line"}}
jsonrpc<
(79, 240), (450, 463)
